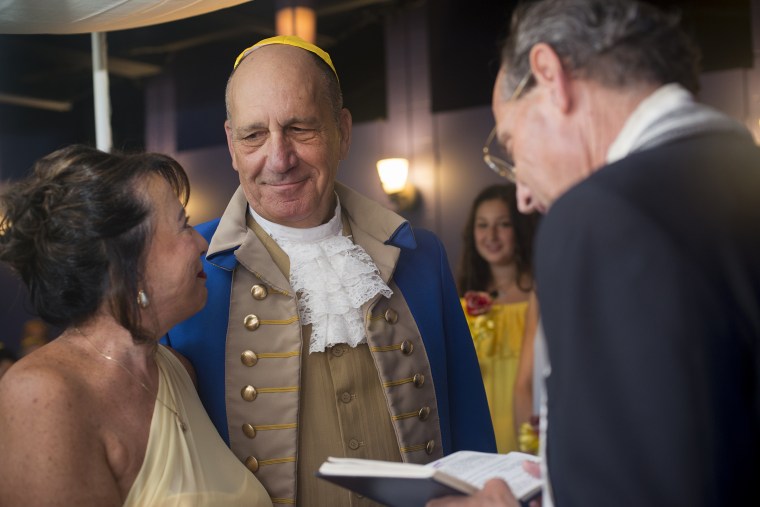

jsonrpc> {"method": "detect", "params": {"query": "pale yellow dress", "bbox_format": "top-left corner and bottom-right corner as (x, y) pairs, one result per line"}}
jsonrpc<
(124, 345), (273, 507)
(460, 299), (528, 454)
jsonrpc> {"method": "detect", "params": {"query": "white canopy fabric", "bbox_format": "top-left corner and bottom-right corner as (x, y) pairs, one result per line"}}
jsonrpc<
(0, 0), (252, 34)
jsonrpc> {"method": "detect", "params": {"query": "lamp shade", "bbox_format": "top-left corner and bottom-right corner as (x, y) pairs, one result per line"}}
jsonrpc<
(376, 158), (409, 194)
(275, 2), (316, 43)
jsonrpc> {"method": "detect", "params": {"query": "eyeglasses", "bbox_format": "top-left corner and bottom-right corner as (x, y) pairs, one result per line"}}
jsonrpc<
(483, 71), (533, 182)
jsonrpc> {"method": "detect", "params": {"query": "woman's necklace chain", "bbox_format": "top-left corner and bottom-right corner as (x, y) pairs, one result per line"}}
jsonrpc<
(74, 327), (187, 432)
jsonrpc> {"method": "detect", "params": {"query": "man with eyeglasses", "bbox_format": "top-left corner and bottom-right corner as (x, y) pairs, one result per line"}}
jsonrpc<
(430, 0), (760, 506)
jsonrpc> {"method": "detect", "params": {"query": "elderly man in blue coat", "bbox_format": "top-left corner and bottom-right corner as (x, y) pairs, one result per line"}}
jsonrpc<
(165, 35), (495, 506)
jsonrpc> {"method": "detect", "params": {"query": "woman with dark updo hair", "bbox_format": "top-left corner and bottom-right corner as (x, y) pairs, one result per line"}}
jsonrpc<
(0, 145), (271, 506)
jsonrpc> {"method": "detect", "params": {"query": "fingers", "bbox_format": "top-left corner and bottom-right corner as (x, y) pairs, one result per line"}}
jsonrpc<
(523, 460), (541, 478)
(426, 479), (518, 507)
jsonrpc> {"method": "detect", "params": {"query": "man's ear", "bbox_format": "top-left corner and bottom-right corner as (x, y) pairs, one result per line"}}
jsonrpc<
(224, 120), (239, 172)
(338, 108), (352, 160)
(529, 43), (572, 113)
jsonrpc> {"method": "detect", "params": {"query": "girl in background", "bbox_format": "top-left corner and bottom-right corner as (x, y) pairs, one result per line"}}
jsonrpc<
(457, 183), (540, 453)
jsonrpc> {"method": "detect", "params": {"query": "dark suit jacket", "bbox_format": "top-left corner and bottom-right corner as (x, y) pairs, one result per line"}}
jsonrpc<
(536, 131), (760, 506)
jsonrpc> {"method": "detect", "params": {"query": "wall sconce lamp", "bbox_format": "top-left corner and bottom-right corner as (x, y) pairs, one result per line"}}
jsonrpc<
(376, 158), (419, 212)
(275, 0), (316, 43)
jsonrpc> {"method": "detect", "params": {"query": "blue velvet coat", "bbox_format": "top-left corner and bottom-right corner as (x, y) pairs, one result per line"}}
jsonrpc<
(164, 186), (495, 458)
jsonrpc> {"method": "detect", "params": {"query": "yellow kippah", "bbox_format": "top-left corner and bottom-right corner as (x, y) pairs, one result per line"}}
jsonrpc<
(233, 35), (338, 80)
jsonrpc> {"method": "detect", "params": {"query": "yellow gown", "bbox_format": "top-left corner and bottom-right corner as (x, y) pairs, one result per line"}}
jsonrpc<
(460, 299), (528, 454)
(124, 345), (273, 507)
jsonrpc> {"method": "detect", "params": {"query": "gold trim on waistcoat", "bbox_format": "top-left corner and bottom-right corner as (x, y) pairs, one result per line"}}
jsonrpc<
(218, 185), (444, 506)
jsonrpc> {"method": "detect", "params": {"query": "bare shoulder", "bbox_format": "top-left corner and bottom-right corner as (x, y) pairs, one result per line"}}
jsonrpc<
(0, 345), (96, 455)
(0, 347), (88, 419)
(0, 345), (120, 505)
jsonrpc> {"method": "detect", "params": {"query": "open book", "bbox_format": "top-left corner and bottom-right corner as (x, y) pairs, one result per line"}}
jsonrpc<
(316, 450), (542, 507)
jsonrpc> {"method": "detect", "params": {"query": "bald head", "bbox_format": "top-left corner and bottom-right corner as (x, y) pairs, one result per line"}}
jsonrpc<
(225, 44), (343, 123)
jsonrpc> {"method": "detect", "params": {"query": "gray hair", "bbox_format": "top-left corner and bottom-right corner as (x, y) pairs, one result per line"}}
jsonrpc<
(500, 0), (700, 97)
(224, 50), (344, 123)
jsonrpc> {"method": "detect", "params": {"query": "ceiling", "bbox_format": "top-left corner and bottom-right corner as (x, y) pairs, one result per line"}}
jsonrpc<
(0, 0), (753, 157)
(0, 0), (412, 112)
(1, 0), (753, 116)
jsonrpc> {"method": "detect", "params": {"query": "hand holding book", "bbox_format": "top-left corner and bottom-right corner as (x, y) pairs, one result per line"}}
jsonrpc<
(426, 477), (527, 507)
(316, 451), (542, 507)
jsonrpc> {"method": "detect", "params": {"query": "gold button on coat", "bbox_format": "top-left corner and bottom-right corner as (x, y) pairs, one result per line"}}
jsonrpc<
(250, 284), (268, 300)
(425, 440), (435, 455)
(244, 456), (259, 472)
(340, 392), (352, 403)
(241, 385), (258, 401)
(400, 340), (414, 355)
(242, 423), (257, 439)
(418, 406), (431, 421)
(384, 309), (398, 324)
(241, 350), (258, 367)
(413, 373), (425, 387)
(348, 438), (360, 450)
(243, 314), (260, 331)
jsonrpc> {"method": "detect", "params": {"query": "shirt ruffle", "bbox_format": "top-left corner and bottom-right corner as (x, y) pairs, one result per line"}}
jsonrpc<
(250, 200), (393, 353)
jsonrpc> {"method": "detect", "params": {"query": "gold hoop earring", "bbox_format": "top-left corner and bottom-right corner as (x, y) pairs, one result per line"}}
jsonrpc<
(137, 290), (150, 309)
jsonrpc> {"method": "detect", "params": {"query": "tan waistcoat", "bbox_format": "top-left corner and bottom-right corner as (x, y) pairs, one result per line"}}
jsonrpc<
(217, 185), (443, 506)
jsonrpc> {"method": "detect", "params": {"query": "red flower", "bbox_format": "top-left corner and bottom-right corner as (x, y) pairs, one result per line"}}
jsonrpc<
(464, 290), (494, 316)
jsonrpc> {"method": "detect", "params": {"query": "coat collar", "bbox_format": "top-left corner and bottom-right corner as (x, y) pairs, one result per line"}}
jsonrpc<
(206, 183), (418, 273)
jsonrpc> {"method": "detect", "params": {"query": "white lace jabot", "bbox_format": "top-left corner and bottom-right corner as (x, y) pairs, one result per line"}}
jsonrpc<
(250, 200), (393, 354)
